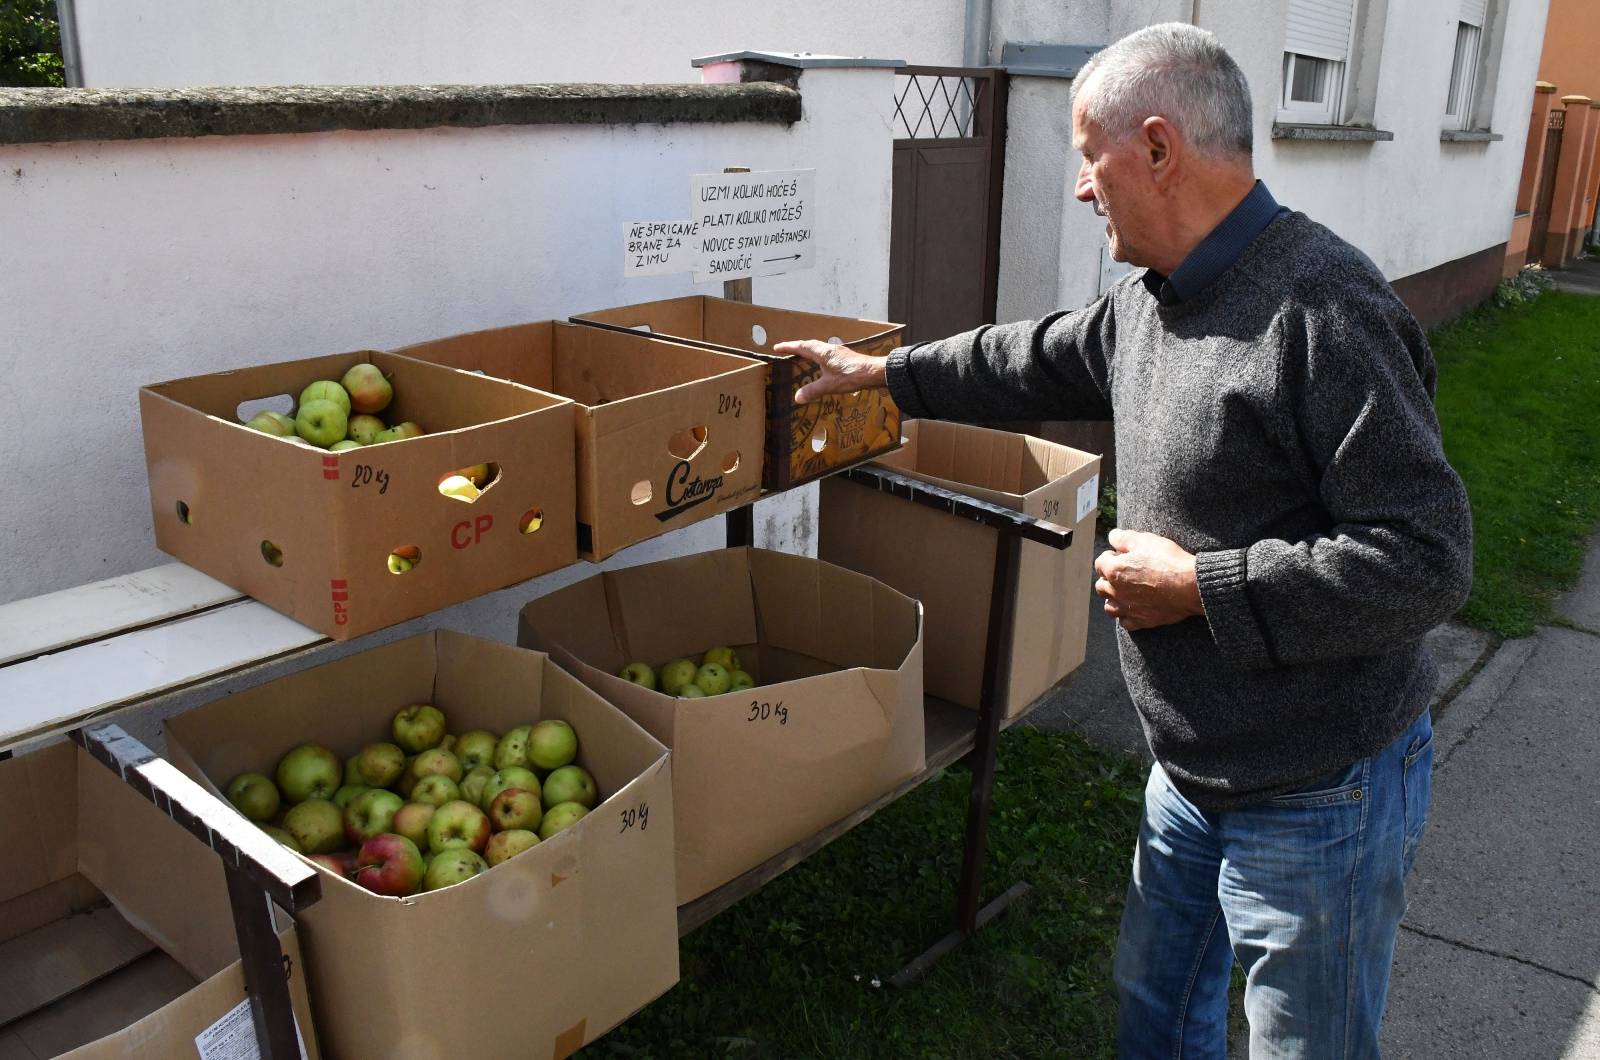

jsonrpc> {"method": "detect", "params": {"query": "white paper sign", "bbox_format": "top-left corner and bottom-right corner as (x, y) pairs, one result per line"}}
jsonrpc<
(691, 168), (815, 283)
(195, 998), (308, 1060)
(1076, 472), (1101, 524)
(622, 219), (701, 277)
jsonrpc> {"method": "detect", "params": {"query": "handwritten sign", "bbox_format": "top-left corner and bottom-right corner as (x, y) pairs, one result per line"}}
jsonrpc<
(692, 168), (815, 283)
(623, 219), (701, 277)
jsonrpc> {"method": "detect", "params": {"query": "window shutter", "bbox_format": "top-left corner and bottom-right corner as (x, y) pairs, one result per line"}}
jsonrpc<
(1459, 0), (1488, 27)
(1285, 0), (1356, 62)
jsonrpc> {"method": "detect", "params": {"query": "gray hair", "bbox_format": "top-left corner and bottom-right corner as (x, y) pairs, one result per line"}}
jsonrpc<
(1073, 23), (1253, 159)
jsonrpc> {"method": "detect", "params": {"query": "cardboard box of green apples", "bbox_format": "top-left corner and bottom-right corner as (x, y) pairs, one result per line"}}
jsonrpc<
(139, 349), (579, 639)
(519, 547), (925, 904)
(164, 629), (677, 1059)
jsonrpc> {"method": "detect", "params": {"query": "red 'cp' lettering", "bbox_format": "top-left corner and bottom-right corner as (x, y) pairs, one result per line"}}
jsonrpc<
(451, 513), (495, 549)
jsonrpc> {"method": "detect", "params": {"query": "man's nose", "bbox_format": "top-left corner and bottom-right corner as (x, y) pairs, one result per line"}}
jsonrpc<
(1073, 162), (1095, 203)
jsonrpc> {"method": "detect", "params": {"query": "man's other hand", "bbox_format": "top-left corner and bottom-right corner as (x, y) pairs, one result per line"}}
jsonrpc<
(1095, 528), (1205, 631)
(771, 340), (888, 403)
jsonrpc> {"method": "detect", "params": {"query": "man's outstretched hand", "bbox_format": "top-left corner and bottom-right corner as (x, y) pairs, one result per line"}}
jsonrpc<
(771, 340), (888, 403)
(1095, 528), (1205, 631)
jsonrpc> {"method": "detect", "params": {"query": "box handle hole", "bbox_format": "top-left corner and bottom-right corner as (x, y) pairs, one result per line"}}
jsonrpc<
(176, 500), (194, 525)
(387, 545), (421, 574)
(667, 424), (708, 461)
(519, 508), (544, 534)
(750, 324), (768, 347)
(722, 451), (741, 474)
(630, 480), (653, 506)
(810, 424), (828, 453)
(438, 462), (498, 503)
(236, 394), (295, 423)
(261, 540), (285, 567)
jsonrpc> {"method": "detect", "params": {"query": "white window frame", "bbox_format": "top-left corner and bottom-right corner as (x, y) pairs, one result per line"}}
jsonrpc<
(1444, 14), (1485, 130)
(1278, 1), (1360, 126)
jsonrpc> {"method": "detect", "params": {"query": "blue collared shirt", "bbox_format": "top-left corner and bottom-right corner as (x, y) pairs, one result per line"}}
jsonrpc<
(1142, 180), (1289, 305)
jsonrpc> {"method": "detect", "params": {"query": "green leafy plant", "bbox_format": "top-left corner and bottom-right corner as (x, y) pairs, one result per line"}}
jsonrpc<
(1, 0), (65, 87)
(1492, 264), (1555, 309)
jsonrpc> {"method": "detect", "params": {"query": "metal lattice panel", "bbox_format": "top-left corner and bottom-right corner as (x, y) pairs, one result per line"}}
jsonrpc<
(894, 73), (982, 139)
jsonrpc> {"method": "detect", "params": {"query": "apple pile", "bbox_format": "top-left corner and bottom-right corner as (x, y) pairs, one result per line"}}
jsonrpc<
(242, 363), (426, 450)
(616, 645), (759, 699)
(225, 704), (600, 896)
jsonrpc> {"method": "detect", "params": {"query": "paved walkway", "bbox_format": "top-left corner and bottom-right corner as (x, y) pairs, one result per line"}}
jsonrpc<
(1027, 531), (1600, 1057)
(1548, 256), (1600, 295)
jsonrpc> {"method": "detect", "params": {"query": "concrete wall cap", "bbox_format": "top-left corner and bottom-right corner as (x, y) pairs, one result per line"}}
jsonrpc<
(691, 51), (905, 70)
(1536, 81), (1559, 93)
(1560, 94), (1593, 104)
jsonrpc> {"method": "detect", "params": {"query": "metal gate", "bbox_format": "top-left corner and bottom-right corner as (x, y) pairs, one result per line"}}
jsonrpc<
(1530, 107), (1564, 266)
(888, 66), (1007, 344)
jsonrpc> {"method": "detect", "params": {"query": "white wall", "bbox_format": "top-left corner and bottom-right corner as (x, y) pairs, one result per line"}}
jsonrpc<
(70, 1), (967, 87)
(0, 66), (898, 610)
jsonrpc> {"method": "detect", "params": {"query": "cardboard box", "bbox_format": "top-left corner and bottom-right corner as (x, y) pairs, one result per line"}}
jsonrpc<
(0, 742), (319, 1059)
(818, 420), (1101, 718)
(391, 321), (767, 560)
(571, 296), (905, 490)
(164, 630), (678, 1060)
(518, 547), (925, 904)
(140, 350), (578, 639)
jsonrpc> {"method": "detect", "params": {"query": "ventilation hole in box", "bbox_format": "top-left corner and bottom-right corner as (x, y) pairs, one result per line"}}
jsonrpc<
(236, 394), (295, 424)
(261, 540), (285, 567)
(519, 508), (544, 534)
(750, 324), (768, 347)
(630, 480), (653, 506)
(627, 324), (653, 334)
(667, 424), (709, 461)
(438, 462), (497, 503)
(810, 424), (828, 453)
(176, 500), (193, 525)
(387, 545), (421, 574)
(828, 336), (844, 346)
(722, 451), (741, 474)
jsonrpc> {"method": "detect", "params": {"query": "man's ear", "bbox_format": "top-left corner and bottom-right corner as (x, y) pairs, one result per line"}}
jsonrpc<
(1142, 116), (1179, 184)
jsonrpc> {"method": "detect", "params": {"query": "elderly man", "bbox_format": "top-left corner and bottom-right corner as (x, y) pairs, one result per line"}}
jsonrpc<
(777, 22), (1472, 1060)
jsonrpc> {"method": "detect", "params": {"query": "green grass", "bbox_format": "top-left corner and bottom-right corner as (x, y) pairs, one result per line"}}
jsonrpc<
(1432, 290), (1600, 636)
(582, 728), (1146, 1059)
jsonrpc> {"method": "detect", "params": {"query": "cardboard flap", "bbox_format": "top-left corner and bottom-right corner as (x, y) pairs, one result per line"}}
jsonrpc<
(0, 905), (156, 1026)
(0, 741), (78, 907)
(519, 575), (631, 675)
(390, 320), (558, 391)
(604, 549), (760, 666)
(552, 322), (761, 407)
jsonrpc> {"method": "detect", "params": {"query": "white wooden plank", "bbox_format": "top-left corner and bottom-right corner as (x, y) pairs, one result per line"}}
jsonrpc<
(0, 600), (325, 750)
(0, 564), (242, 666)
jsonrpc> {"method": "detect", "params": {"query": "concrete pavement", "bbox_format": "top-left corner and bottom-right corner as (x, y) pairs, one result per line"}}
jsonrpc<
(1025, 531), (1600, 1057)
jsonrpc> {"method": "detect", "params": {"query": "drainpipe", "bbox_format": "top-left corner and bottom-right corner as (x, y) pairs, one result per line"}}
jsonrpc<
(55, 0), (83, 86)
(963, 0), (993, 68)
(1190, 0), (1201, 24)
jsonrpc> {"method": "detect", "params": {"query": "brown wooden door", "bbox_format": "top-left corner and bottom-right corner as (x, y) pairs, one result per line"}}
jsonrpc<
(1530, 108), (1564, 265)
(888, 67), (1007, 344)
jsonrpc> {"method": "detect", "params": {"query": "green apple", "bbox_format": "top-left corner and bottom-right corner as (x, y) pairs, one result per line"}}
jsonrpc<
(459, 765), (495, 807)
(484, 829), (539, 867)
(343, 788), (404, 845)
(527, 719), (578, 771)
(391, 802), (435, 850)
(703, 646), (742, 672)
(373, 421), (424, 444)
(392, 704), (447, 753)
(343, 755), (364, 786)
(411, 774), (461, 808)
(427, 800), (491, 853)
(617, 662), (657, 690)
(729, 669), (756, 692)
(356, 742), (407, 788)
(537, 801), (589, 841)
(424, 848), (488, 891)
(541, 765), (598, 810)
(659, 658), (698, 695)
(341, 363), (393, 415)
(694, 663), (732, 696)
(488, 787), (542, 833)
(453, 730), (499, 772)
(481, 767), (541, 811)
(299, 380), (351, 415)
(408, 748), (463, 785)
(260, 825), (302, 853)
(332, 784), (370, 810)
(437, 475), (481, 502)
(295, 398), (348, 448)
(225, 772), (280, 822)
(283, 799), (344, 855)
(493, 725), (533, 770)
(244, 411), (296, 437)
(275, 744), (341, 803)
(678, 685), (706, 699)
(347, 413), (387, 445)
(329, 439), (362, 452)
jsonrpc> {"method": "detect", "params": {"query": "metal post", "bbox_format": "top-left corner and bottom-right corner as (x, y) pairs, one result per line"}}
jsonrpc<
(722, 165), (754, 305)
(721, 167), (755, 550)
(224, 869), (303, 1059)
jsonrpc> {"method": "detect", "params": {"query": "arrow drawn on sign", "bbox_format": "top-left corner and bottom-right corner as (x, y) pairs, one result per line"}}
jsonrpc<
(763, 254), (803, 263)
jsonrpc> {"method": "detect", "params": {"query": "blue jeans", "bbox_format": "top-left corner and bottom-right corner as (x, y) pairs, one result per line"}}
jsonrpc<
(1114, 710), (1434, 1060)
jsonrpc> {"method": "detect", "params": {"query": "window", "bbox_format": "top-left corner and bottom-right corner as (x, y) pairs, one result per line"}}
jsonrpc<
(1281, 0), (1357, 125)
(1445, 0), (1487, 130)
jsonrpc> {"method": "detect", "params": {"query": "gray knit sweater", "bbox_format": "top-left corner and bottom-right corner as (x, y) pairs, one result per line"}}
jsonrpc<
(886, 211), (1473, 810)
